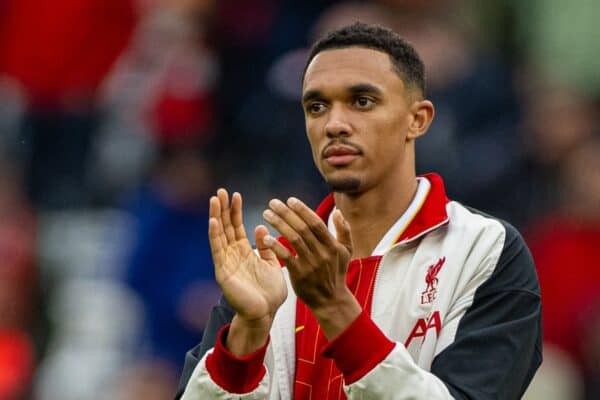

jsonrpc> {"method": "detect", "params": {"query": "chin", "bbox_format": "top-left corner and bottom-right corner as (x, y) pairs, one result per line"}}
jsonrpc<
(325, 176), (362, 194)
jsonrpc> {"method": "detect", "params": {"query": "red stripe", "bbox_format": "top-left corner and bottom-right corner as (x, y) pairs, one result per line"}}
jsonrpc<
(395, 173), (450, 244)
(205, 324), (268, 394)
(321, 310), (395, 385)
(315, 193), (336, 222)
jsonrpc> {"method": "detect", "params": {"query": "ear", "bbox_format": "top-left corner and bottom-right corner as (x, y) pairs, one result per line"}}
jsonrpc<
(406, 99), (434, 140)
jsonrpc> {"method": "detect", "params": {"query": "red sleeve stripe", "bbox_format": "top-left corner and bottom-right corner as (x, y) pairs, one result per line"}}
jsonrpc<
(205, 324), (269, 394)
(321, 310), (395, 385)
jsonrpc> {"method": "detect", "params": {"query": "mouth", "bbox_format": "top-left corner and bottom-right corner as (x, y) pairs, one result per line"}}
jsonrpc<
(322, 144), (362, 167)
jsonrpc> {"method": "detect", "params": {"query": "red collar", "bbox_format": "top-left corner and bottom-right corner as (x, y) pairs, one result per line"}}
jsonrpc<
(315, 173), (450, 245)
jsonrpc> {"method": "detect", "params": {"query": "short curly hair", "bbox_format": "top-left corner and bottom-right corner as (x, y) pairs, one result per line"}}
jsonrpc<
(304, 22), (425, 95)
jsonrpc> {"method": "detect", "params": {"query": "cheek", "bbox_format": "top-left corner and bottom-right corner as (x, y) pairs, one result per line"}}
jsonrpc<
(384, 114), (409, 146)
(368, 119), (407, 162)
(305, 126), (322, 164)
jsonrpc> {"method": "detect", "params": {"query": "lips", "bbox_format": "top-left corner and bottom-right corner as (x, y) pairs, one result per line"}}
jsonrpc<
(322, 144), (362, 166)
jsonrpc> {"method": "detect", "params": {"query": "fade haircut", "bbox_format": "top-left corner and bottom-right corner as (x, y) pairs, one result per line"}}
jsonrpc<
(304, 22), (426, 96)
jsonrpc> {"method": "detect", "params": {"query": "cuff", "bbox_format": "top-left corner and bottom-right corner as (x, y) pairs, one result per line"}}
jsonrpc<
(205, 324), (269, 394)
(321, 310), (395, 384)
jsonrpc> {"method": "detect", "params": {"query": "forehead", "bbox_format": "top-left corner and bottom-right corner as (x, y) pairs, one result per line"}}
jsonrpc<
(303, 47), (405, 95)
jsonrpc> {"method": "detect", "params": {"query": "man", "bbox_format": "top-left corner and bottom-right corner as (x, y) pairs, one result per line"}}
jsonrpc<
(177, 23), (542, 399)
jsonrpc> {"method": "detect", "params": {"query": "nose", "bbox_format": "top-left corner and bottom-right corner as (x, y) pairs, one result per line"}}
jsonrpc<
(324, 104), (351, 138)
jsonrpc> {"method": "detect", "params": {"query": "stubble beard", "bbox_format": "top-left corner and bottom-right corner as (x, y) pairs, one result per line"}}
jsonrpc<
(325, 176), (362, 194)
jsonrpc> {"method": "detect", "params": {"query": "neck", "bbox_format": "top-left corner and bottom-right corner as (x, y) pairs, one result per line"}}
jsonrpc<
(334, 157), (418, 259)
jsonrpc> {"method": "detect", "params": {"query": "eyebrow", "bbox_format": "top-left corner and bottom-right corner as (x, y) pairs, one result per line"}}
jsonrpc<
(302, 83), (384, 103)
(302, 89), (323, 103)
(348, 83), (383, 96)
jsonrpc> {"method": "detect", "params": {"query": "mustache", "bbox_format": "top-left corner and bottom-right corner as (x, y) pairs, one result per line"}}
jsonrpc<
(321, 139), (364, 157)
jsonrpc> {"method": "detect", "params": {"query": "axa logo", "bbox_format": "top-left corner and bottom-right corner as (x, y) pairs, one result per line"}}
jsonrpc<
(405, 311), (442, 347)
(421, 257), (445, 305)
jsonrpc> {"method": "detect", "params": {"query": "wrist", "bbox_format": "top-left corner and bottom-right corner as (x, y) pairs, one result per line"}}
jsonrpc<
(226, 314), (273, 357)
(311, 290), (362, 340)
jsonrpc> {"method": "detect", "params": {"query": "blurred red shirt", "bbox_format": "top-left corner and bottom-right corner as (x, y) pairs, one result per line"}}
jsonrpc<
(0, 0), (137, 108)
(527, 215), (600, 366)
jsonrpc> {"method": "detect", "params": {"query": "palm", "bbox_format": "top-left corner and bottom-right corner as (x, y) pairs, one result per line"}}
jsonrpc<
(217, 239), (285, 320)
(209, 190), (287, 321)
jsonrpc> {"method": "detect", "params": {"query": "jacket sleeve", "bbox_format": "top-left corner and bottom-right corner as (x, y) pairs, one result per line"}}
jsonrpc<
(176, 296), (275, 400)
(321, 222), (542, 399)
(431, 222), (542, 399)
(179, 324), (272, 400)
(175, 295), (235, 399)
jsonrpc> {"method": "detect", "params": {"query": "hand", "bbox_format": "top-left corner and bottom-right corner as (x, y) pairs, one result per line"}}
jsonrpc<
(208, 189), (288, 353)
(261, 197), (362, 339)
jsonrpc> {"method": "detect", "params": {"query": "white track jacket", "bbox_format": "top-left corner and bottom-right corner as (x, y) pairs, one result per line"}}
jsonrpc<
(177, 174), (542, 399)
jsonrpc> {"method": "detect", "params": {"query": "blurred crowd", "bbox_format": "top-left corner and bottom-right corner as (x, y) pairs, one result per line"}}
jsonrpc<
(0, 0), (598, 399)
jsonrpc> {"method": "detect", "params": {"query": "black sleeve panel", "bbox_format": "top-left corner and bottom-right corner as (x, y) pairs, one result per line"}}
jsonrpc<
(174, 295), (235, 399)
(431, 221), (543, 400)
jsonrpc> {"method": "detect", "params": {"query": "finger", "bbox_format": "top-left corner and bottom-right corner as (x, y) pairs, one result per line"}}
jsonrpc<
(333, 209), (353, 254)
(217, 188), (236, 243)
(262, 233), (297, 269)
(254, 225), (278, 264)
(286, 197), (336, 247)
(208, 217), (225, 266)
(268, 199), (320, 253)
(231, 192), (248, 241)
(208, 195), (226, 249)
(263, 207), (315, 264)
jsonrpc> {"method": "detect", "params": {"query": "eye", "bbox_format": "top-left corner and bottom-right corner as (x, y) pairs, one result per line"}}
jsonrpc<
(353, 96), (375, 110)
(307, 102), (327, 115)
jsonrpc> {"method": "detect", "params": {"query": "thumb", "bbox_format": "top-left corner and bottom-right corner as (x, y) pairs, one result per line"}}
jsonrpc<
(255, 225), (279, 264)
(333, 209), (352, 254)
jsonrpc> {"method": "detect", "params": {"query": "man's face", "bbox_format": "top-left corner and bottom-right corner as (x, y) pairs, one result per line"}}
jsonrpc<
(302, 47), (415, 194)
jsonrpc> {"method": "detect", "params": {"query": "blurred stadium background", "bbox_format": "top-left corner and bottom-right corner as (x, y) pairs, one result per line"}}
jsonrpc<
(0, 0), (598, 399)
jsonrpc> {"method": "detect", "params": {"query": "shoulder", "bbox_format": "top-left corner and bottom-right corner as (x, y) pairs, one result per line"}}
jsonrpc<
(445, 201), (539, 295)
(446, 201), (507, 239)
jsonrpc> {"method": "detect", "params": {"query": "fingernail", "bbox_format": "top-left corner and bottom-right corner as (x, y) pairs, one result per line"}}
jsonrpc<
(287, 197), (299, 206)
(263, 235), (275, 245)
(269, 199), (285, 209)
(263, 209), (275, 220)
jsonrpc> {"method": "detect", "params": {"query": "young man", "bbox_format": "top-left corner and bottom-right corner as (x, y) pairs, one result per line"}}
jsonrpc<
(177, 23), (542, 399)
